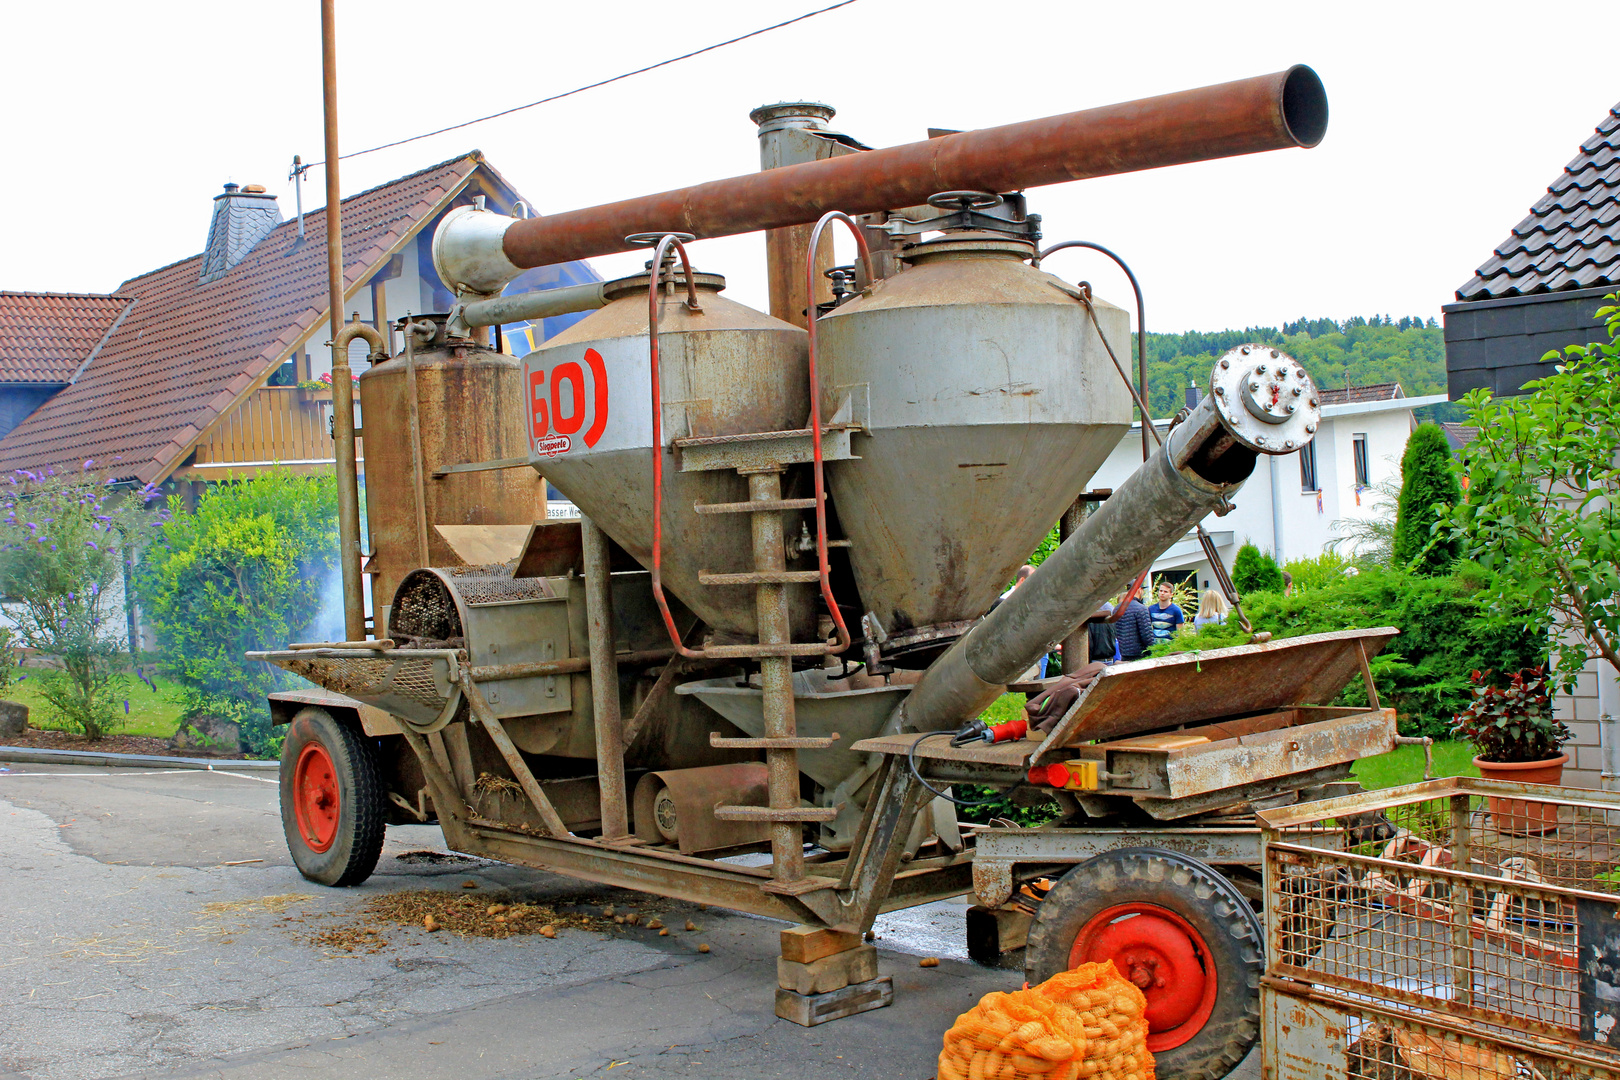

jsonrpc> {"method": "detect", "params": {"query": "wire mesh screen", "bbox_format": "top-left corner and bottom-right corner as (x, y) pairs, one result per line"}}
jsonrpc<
(1261, 779), (1620, 1074)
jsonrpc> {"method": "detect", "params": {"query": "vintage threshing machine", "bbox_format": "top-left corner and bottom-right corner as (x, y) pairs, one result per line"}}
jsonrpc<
(251, 66), (1406, 1077)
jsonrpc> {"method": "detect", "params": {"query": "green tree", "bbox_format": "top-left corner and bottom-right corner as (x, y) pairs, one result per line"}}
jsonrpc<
(1232, 542), (1284, 594)
(0, 466), (161, 738)
(140, 473), (338, 757)
(1392, 422), (1461, 574)
(1448, 294), (1620, 688)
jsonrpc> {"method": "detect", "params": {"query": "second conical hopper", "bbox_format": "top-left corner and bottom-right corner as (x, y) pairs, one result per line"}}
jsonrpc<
(816, 234), (1133, 651)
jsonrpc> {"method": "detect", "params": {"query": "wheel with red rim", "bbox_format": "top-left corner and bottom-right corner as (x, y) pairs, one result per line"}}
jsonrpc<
(1026, 848), (1262, 1080)
(279, 707), (386, 886)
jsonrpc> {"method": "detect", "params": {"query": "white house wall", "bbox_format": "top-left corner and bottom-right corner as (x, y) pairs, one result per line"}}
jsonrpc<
(1086, 394), (1445, 591)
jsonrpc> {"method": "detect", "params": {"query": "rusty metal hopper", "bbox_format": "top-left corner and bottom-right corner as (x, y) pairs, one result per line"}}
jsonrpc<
(249, 647), (462, 732)
(1032, 627), (1400, 758)
(816, 235), (1134, 648)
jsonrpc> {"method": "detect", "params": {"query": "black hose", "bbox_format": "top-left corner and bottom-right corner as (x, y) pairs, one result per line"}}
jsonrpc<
(906, 730), (1024, 808)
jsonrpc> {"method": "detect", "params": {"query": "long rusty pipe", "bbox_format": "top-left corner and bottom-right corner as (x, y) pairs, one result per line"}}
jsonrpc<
(319, 0), (367, 641)
(498, 67), (1324, 270)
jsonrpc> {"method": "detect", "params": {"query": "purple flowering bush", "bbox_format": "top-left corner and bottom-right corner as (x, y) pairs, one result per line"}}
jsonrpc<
(0, 464), (163, 738)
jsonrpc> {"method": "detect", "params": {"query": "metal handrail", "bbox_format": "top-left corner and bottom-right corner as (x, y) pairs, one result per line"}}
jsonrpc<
(645, 234), (708, 659)
(801, 210), (875, 657)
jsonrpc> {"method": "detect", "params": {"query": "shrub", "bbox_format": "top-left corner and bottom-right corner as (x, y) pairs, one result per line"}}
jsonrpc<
(1231, 542), (1284, 594)
(0, 466), (162, 738)
(1392, 422), (1461, 575)
(139, 473), (338, 757)
(1159, 564), (1544, 738)
(1283, 551), (1354, 594)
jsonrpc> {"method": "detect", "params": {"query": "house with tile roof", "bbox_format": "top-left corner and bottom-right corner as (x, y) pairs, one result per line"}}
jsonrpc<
(0, 292), (134, 440)
(1088, 381), (1446, 595)
(1443, 102), (1619, 398)
(0, 152), (597, 489)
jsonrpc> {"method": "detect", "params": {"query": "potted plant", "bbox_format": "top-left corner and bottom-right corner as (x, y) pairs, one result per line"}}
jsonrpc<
(295, 378), (332, 404)
(1451, 666), (1571, 833)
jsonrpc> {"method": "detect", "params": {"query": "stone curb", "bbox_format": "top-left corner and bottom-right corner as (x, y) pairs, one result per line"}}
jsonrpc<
(0, 746), (278, 771)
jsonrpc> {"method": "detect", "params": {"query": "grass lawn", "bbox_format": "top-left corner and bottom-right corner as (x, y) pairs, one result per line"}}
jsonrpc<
(1352, 740), (1478, 790)
(5, 671), (183, 739)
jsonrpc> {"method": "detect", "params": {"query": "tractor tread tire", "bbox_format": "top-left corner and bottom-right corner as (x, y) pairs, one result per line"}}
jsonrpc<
(279, 707), (386, 887)
(1025, 846), (1262, 1080)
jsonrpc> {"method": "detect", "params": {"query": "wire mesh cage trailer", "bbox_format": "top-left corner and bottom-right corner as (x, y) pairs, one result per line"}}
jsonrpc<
(1258, 777), (1620, 1079)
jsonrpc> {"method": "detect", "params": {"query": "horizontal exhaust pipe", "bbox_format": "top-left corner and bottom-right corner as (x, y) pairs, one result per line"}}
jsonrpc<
(436, 67), (1326, 291)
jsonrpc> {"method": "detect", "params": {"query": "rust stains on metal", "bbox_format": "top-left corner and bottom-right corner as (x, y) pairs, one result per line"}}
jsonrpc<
(501, 68), (1327, 269)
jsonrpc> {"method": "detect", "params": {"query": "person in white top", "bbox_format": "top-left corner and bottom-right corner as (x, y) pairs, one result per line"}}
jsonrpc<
(1193, 588), (1229, 629)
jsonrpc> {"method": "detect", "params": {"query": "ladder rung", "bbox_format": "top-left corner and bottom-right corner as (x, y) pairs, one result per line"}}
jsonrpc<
(699, 570), (823, 586)
(710, 733), (840, 750)
(699, 642), (836, 659)
(712, 805), (840, 823)
(693, 497), (818, 515)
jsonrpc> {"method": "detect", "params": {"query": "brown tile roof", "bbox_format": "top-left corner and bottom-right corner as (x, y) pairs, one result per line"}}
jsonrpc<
(0, 154), (481, 482)
(1457, 102), (1620, 301)
(1318, 382), (1405, 405)
(0, 292), (134, 384)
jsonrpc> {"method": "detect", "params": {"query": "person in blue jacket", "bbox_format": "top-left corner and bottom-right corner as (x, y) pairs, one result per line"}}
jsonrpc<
(1113, 585), (1155, 661)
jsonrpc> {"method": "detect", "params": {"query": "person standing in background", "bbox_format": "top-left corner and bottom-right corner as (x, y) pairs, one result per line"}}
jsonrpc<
(1194, 588), (1228, 629)
(1148, 582), (1185, 646)
(1113, 585), (1154, 662)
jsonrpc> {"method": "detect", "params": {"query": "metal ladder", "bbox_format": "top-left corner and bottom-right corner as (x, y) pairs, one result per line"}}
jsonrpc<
(642, 227), (872, 886)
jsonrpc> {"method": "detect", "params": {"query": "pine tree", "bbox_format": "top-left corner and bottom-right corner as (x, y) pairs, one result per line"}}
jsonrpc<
(1232, 542), (1285, 594)
(1392, 422), (1462, 575)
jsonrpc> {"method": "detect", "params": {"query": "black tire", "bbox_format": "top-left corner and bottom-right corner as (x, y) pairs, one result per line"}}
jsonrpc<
(1025, 848), (1262, 1080)
(279, 707), (386, 886)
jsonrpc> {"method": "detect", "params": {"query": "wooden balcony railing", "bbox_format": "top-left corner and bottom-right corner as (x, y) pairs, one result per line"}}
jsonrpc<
(190, 386), (364, 471)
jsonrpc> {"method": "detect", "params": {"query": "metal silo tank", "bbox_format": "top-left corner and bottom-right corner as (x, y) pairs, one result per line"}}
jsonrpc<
(522, 269), (815, 643)
(815, 232), (1133, 654)
(358, 314), (541, 634)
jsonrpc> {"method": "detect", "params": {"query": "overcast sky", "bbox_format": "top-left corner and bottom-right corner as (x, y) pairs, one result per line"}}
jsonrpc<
(3, 0), (1613, 334)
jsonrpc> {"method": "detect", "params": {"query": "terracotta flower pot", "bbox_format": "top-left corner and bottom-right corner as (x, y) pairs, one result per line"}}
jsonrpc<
(1473, 753), (1568, 835)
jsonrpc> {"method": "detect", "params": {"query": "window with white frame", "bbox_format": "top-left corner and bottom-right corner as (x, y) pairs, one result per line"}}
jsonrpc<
(1352, 434), (1369, 488)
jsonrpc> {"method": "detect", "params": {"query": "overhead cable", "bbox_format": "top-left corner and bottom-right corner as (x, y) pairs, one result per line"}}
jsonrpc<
(303, 0), (861, 170)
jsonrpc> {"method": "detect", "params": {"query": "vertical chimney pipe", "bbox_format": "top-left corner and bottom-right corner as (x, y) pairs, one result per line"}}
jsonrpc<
(320, 0), (366, 642)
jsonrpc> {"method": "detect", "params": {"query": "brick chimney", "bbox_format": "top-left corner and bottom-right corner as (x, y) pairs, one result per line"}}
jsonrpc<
(200, 182), (281, 284)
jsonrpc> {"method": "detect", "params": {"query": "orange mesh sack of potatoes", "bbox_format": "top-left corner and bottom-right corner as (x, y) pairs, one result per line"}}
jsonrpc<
(1034, 962), (1154, 1080)
(936, 961), (1153, 1080)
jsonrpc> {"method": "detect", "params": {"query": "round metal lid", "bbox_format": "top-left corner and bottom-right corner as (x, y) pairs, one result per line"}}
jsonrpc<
(1209, 344), (1321, 453)
(600, 269), (727, 302)
(899, 231), (1036, 264)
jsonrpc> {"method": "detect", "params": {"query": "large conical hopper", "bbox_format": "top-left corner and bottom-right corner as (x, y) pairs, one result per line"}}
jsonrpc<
(815, 233), (1133, 650)
(522, 270), (814, 642)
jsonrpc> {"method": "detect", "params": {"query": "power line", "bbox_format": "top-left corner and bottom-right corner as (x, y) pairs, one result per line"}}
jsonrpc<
(303, 0), (860, 171)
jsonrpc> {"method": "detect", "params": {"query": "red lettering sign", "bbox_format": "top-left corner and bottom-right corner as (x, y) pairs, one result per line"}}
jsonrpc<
(528, 348), (609, 454)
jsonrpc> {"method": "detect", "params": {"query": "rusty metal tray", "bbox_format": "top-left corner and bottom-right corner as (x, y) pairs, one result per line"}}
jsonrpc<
(1029, 627), (1398, 761)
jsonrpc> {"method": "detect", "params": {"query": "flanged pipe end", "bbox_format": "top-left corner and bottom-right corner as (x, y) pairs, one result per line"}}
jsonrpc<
(1210, 344), (1320, 454)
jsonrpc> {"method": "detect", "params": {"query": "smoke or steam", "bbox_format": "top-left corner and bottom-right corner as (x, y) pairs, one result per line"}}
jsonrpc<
(310, 566), (347, 643)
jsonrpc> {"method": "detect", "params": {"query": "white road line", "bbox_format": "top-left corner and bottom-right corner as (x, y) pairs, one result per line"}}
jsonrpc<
(0, 769), (277, 783)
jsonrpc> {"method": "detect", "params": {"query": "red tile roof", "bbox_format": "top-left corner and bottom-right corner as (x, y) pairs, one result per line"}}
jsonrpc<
(1318, 382), (1404, 405)
(0, 292), (134, 384)
(0, 154), (481, 482)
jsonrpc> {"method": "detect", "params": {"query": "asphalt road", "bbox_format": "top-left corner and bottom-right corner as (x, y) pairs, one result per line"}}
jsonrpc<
(0, 761), (1261, 1080)
(0, 762), (1016, 1080)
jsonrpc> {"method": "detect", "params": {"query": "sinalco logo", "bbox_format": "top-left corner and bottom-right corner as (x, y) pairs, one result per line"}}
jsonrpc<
(530, 348), (608, 457)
